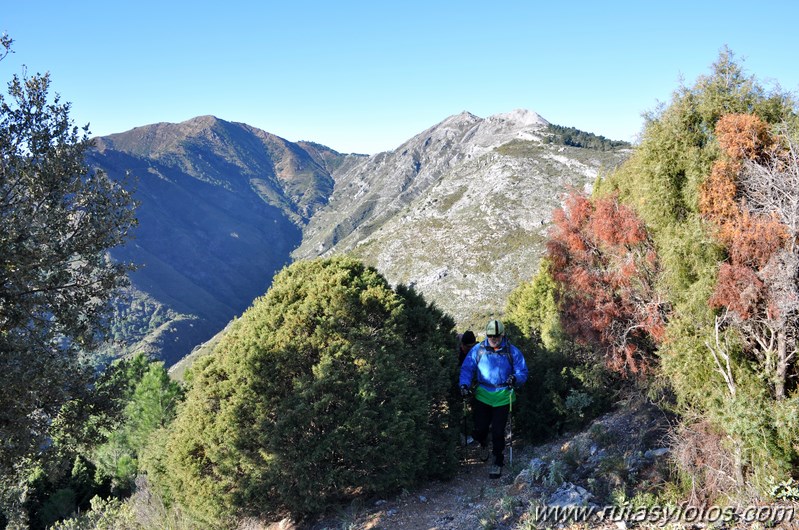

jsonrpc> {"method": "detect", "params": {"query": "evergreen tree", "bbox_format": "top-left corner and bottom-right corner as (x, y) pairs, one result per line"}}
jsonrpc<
(504, 258), (564, 351)
(545, 124), (630, 150)
(145, 256), (457, 525)
(591, 48), (799, 498)
(0, 36), (137, 519)
(94, 358), (182, 495)
(124, 362), (183, 451)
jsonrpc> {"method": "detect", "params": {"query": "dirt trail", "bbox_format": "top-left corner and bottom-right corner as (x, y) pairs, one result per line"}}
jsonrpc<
(298, 443), (542, 530)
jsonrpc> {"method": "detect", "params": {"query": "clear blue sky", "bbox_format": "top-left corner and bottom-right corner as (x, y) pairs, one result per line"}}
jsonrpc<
(4, 1), (798, 154)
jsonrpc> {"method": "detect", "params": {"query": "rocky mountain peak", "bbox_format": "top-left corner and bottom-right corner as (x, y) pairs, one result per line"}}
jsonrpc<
(399, 109), (549, 157)
(490, 108), (549, 127)
(90, 109), (630, 365)
(293, 109), (557, 261)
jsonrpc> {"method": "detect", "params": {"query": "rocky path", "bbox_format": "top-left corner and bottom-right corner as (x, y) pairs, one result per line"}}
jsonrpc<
(301, 443), (538, 530)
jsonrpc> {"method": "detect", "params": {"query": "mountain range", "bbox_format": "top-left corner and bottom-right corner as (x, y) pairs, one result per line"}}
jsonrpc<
(88, 110), (630, 366)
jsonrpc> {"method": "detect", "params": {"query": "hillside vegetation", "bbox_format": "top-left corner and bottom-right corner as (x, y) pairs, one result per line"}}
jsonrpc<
(543, 124), (631, 150)
(558, 48), (799, 501)
(4, 46), (799, 530)
(143, 256), (459, 526)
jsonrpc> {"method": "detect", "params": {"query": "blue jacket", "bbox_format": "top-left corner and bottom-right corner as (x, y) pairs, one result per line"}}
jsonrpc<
(459, 337), (528, 391)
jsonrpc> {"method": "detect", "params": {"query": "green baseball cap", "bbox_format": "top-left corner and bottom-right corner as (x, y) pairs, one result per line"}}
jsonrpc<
(485, 319), (504, 337)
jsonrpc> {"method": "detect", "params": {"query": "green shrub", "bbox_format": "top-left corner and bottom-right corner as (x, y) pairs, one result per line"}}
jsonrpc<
(48, 496), (137, 530)
(564, 389), (593, 419)
(146, 256), (457, 525)
(504, 261), (618, 442)
(36, 488), (76, 529)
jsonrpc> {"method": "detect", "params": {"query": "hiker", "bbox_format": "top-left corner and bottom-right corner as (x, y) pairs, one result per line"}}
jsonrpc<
(459, 319), (528, 479)
(456, 330), (478, 446)
(456, 330), (477, 366)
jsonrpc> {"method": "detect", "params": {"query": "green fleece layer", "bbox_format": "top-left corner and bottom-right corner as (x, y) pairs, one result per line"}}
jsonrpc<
(475, 386), (516, 407)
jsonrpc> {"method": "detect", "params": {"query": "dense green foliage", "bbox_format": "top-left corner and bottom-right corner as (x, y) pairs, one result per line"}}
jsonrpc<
(504, 258), (564, 352)
(544, 124), (631, 150)
(145, 256), (457, 525)
(23, 456), (103, 529)
(8, 354), (181, 528)
(0, 38), (137, 516)
(95, 356), (183, 496)
(583, 48), (799, 499)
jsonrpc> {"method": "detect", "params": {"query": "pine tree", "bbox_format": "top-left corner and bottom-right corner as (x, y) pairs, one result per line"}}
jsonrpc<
(95, 358), (182, 495)
(145, 256), (457, 525)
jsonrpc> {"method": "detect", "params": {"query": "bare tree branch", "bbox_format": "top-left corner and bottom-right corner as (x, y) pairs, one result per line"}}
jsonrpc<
(706, 311), (737, 398)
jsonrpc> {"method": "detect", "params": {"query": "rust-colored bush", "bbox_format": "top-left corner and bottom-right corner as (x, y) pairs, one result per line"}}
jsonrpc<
(716, 113), (772, 162)
(547, 191), (665, 377)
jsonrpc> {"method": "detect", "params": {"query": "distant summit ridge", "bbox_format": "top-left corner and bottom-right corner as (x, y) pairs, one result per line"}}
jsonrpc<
(96, 115), (228, 157)
(293, 108), (555, 260)
(291, 109), (627, 325)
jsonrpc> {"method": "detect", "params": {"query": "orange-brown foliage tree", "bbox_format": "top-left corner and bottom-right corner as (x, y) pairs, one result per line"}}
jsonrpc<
(702, 114), (798, 399)
(715, 113), (774, 162)
(547, 191), (667, 377)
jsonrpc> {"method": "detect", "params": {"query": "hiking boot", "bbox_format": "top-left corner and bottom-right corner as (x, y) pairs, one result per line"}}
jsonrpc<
(479, 445), (490, 462)
(489, 464), (502, 479)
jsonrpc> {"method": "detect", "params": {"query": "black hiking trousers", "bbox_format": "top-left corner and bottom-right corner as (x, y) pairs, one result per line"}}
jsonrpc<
(472, 399), (510, 466)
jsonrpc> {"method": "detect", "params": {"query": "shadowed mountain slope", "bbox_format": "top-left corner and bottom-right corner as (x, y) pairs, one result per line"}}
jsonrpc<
(89, 116), (361, 365)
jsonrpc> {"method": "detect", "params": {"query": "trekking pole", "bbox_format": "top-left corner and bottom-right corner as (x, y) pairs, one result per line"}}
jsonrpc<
(508, 386), (514, 469)
(462, 396), (468, 448)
